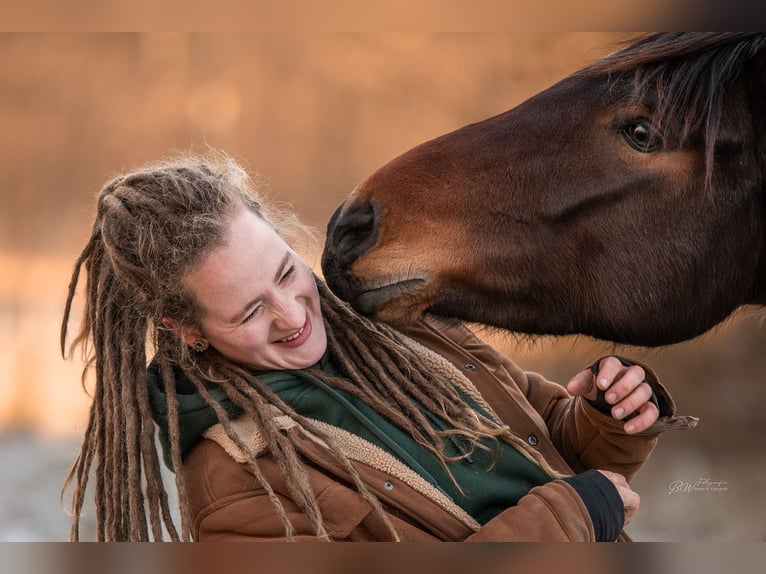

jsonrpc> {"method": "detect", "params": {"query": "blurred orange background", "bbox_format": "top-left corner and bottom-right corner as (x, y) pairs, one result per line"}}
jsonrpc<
(1, 33), (764, 541)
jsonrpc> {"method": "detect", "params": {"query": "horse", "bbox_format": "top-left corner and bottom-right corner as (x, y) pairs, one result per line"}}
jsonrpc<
(322, 33), (766, 347)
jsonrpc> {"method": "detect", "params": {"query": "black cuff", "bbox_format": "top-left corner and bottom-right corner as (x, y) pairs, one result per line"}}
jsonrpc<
(561, 469), (624, 542)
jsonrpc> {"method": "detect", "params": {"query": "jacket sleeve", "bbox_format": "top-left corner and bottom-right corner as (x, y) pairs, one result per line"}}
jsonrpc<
(520, 359), (693, 480)
(464, 479), (598, 541)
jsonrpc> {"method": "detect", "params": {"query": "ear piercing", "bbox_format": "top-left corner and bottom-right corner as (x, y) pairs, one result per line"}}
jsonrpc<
(192, 340), (209, 352)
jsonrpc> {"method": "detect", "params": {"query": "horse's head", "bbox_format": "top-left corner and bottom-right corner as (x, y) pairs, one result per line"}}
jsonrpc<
(322, 33), (766, 346)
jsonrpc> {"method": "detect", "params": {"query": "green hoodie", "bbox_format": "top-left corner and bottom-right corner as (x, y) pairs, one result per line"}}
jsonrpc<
(147, 359), (240, 470)
(147, 357), (321, 469)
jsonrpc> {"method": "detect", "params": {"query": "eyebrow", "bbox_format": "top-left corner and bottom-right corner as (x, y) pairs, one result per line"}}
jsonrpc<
(230, 252), (291, 324)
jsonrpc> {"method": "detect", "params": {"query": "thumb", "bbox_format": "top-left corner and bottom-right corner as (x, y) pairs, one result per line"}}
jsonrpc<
(566, 369), (596, 398)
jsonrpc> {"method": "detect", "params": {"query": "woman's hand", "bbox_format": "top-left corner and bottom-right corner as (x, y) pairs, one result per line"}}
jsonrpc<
(566, 356), (659, 434)
(596, 469), (640, 525)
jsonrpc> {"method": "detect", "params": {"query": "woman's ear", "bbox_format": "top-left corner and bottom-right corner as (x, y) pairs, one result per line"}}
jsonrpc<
(161, 317), (204, 348)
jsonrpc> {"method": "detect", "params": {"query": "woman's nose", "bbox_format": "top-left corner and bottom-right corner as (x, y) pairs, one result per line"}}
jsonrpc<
(272, 296), (304, 329)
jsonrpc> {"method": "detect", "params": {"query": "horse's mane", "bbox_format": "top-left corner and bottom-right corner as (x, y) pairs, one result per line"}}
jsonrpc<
(584, 32), (766, 187)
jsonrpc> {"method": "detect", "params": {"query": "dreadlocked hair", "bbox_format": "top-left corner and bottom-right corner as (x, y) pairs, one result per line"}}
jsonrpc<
(61, 151), (562, 542)
(311, 279), (564, 479)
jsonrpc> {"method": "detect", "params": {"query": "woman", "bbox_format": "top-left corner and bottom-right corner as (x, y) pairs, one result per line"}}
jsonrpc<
(61, 152), (696, 542)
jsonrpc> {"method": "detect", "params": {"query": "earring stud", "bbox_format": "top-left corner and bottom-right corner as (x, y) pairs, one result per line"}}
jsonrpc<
(192, 340), (208, 352)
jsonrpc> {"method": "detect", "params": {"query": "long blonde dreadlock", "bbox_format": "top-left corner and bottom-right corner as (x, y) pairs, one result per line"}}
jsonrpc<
(61, 151), (560, 542)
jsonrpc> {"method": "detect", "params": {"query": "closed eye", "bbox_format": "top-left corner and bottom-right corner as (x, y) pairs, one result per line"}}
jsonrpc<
(242, 265), (295, 324)
(242, 305), (263, 324)
(280, 265), (296, 283)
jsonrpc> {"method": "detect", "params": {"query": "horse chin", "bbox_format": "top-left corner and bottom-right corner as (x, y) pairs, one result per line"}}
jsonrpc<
(351, 278), (430, 326)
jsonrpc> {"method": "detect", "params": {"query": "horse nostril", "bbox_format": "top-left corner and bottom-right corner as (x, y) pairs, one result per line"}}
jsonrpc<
(322, 200), (379, 301)
(327, 200), (379, 264)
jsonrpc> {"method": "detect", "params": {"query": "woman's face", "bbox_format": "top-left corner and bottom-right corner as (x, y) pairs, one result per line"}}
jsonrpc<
(182, 208), (327, 371)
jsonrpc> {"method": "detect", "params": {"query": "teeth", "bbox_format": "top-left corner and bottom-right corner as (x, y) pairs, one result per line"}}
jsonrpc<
(280, 325), (304, 343)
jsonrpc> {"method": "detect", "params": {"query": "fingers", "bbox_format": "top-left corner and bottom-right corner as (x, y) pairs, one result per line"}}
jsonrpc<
(620, 485), (640, 525)
(593, 357), (644, 398)
(566, 369), (597, 399)
(607, 378), (652, 416)
(596, 470), (641, 526)
(592, 357), (659, 433)
(621, 400), (659, 434)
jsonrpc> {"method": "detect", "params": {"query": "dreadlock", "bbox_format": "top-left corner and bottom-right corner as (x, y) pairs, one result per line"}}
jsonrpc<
(61, 151), (560, 542)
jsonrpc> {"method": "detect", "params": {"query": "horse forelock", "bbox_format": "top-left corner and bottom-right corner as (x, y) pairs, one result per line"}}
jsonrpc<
(583, 33), (766, 190)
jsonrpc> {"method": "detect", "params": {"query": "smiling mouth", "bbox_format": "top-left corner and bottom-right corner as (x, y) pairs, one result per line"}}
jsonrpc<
(274, 314), (313, 346)
(279, 325), (305, 343)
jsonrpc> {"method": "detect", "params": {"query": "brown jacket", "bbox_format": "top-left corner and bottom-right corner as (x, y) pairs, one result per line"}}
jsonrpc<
(183, 315), (697, 541)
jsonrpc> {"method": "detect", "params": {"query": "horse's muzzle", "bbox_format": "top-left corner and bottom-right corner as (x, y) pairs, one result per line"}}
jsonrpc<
(321, 200), (379, 304)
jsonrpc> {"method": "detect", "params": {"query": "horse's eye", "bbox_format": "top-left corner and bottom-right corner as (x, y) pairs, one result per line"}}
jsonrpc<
(622, 119), (662, 152)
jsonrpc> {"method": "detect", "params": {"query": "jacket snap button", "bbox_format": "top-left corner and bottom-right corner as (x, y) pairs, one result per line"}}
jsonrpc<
(464, 363), (476, 372)
(527, 435), (538, 446)
(383, 481), (394, 491)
